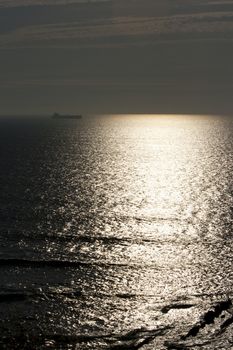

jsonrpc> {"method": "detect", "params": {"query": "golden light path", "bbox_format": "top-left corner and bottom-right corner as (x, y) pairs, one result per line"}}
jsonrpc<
(0, 114), (232, 349)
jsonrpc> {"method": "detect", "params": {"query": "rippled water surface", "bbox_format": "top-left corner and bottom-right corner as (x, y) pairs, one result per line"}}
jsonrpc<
(0, 115), (233, 349)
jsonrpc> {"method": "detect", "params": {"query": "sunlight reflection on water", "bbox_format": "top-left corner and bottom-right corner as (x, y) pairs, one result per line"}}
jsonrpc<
(0, 115), (232, 349)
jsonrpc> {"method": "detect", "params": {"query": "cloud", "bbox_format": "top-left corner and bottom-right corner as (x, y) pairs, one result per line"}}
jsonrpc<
(0, 0), (109, 8)
(1, 0), (233, 48)
(0, 11), (233, 49)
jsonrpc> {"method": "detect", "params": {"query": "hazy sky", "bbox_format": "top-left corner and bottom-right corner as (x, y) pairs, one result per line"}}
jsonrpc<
(0, 0), (233, 114)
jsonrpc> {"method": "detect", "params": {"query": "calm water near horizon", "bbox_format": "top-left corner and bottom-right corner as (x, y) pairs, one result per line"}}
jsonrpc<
(0, 114), (233, 349)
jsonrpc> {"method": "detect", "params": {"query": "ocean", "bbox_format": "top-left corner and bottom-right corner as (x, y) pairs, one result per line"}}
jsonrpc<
(0, 114), (232, 349)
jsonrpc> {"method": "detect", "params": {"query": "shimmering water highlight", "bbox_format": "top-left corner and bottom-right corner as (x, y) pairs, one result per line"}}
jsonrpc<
(0, 115), (232, 349)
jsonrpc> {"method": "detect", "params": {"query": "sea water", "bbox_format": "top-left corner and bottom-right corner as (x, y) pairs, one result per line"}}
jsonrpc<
(0, 115), (232, 349)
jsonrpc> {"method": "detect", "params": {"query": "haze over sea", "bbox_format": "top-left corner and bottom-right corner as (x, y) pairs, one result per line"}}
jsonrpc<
(0, 114), (233, 349)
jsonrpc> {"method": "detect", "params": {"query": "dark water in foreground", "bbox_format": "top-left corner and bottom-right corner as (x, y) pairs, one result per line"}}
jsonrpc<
(0, 115), (233, 349)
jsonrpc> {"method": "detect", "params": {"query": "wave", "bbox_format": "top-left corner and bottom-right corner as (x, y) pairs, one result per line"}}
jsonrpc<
(0, 326), (170, 350)
(0, 258), (139, 269)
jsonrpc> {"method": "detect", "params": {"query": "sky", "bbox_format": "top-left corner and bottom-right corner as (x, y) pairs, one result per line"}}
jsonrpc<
(0, 0), (233, 115)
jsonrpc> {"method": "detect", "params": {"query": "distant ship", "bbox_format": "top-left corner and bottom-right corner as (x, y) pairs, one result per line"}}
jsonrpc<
(52, 113), (82, 120)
